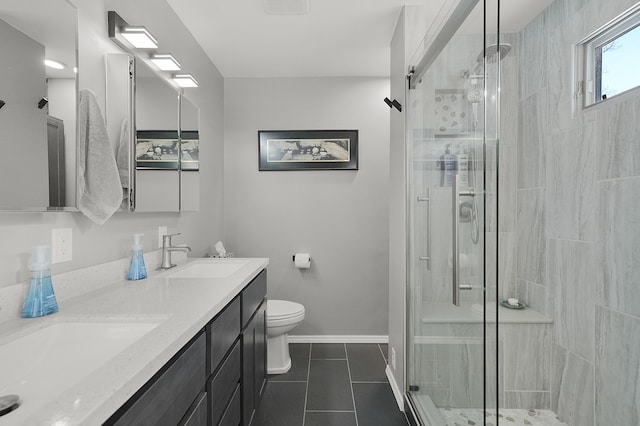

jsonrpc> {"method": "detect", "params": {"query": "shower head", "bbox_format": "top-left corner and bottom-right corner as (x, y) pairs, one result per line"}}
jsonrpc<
(476, 43), (512, 63)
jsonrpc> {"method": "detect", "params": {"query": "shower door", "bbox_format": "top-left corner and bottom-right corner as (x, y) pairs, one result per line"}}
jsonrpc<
(405, 0), (501, 424)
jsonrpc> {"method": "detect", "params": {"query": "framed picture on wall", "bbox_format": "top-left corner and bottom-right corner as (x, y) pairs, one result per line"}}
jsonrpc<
(258, 130), (358, 171)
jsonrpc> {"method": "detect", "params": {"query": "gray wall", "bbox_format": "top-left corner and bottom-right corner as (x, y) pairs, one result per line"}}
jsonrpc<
(0, 0), (224, 289)
(224, 77), (390, 336)
(516, 0), (640, 424)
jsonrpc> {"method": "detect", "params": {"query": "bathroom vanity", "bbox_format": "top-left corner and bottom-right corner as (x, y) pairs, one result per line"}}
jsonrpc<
(0, 258), (268, 426)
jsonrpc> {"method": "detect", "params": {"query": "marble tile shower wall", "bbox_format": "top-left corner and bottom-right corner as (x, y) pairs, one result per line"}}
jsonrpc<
(516, 0), (640, 424)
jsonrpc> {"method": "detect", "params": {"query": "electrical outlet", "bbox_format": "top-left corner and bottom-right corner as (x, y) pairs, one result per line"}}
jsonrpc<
(158, 226), (167, 248)
(391, 347), (397, 370)
(52, 228), (72, 263)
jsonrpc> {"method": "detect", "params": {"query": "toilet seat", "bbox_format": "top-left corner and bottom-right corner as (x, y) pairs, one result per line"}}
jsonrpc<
(267, 300), (305, 321)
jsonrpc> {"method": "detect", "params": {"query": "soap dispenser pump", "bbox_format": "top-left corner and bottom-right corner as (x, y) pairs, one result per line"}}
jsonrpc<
(21, 245), (59, 318)
(127, 234), (147, 280)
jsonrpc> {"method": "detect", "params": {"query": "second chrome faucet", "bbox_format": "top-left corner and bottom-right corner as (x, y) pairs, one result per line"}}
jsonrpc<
(158, 233), (191, 270)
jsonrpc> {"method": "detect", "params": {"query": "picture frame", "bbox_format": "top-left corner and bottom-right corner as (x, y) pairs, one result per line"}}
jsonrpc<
(180, 130), (200, 171)
(258, 130), (358, 171)
(135, 130), (200, 171)
(136, 130), (180, 169)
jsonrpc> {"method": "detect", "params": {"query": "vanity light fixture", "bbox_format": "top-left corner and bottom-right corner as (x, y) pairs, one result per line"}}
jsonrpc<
(120, 26), (158, 49)
(151, 54), (181, 71)
(44, 59), (65, 70)
(173, 74), (198, 88)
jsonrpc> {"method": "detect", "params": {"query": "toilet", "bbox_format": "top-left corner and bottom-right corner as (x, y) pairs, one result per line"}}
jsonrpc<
(266, 299), (305, 374)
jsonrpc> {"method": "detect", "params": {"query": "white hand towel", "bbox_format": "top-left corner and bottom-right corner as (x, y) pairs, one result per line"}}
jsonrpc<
(77, 89), (122, 224)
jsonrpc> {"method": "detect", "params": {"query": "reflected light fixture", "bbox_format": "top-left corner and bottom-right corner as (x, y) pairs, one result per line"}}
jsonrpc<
(151, 54), (181, 71)
(44, 59), (65, 70)
(120, 26), (158, 49)
(173, 74), (198, 88)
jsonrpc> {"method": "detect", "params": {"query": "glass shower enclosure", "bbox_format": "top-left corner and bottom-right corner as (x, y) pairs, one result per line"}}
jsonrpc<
(405, 0), (502, 424)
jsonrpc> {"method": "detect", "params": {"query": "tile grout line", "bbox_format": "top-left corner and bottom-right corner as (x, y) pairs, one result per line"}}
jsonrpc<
(344, 343), (360, 426)
(301, 343), (312, 426)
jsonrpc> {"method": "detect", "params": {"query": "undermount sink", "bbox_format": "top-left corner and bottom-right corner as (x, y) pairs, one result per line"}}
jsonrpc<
(0, 321), (160, 420)
(166, 259), (250, 279)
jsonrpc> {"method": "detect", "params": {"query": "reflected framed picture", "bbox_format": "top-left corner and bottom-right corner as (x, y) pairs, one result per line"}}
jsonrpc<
(180, 130), (199, 171)
(258, 130), (358, 171)
(136, 130), (179, 169)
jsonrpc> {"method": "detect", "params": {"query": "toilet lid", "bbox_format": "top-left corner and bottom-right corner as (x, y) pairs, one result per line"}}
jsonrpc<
(267, 300), (305, 320)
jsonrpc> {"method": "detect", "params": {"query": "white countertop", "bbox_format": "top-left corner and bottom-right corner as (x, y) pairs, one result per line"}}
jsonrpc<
(0, 257), (269, 426)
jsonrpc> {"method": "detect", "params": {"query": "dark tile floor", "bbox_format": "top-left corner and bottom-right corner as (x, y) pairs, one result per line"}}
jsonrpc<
(253, 343), (409, 426)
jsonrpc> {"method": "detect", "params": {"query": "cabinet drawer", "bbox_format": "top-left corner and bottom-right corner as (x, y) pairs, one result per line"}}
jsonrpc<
(179, 392), (207, 426)
(241, 269), (267, 327)
(112, 333), (206, 426)
(208, 297), (241, 373)
(209, 340), (241, 425)
(218, 385), (241, 426)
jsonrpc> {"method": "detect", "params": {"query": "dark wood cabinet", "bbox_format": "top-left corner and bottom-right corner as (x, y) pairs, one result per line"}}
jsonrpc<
(179, 392), (207, 426)
(241, 271), (267, 426)
(107, 333), (206, 426)
(106, 268), (267, 426)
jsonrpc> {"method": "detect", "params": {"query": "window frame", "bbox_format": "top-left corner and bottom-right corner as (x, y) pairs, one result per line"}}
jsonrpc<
(579, 3), (640, 108)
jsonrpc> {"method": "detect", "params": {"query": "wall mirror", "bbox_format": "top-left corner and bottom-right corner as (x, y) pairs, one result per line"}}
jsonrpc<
(0, 0), (78, 211)
(134, 57), (181, 212)
(107, 10), (200, 212)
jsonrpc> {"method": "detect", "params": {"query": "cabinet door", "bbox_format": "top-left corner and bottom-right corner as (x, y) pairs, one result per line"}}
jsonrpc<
(255, 301), (267, 402)
(179, 392), (207, 426)
(111, 333), (206, 426)
(242, 299), (267, 426)
(242, 312), (257, 426)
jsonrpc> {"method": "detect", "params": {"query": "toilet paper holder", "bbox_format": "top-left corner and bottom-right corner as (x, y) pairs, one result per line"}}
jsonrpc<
(292, 255), (311, 262)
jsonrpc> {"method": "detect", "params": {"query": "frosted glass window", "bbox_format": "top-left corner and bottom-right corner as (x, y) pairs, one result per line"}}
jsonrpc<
(581, 5), (640, 107)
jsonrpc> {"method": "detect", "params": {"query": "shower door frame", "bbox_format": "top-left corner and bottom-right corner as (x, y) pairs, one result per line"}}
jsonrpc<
(404, 0), (502, 424)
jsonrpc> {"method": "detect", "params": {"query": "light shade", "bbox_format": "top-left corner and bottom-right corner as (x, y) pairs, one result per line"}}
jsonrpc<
(44, 59), (65, 70)
(151, 54), (181, 71)
(173, 74), (198, 88)
(121, 26), (158, 48)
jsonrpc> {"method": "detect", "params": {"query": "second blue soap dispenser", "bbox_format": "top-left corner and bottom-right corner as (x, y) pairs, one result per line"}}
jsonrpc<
(127, 233), (147, 280)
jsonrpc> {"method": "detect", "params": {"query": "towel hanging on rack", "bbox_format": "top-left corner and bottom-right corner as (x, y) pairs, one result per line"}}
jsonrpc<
(77, 89), (122, 224)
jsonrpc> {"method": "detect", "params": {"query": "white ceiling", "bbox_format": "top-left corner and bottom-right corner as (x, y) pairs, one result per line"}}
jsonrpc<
(167, 0), (553, 78)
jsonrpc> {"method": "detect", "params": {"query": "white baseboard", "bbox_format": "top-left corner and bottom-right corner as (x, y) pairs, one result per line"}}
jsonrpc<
(386, 364), (404, 411)
(287, 335), (389, 344)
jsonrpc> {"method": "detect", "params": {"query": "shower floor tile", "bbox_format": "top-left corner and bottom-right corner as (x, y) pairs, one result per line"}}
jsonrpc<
(439, 407), (569, 426)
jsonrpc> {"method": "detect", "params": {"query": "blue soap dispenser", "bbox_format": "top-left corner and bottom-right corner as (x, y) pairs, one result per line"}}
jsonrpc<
(21, 245), (59, 318)
(127, 233), (147, 280)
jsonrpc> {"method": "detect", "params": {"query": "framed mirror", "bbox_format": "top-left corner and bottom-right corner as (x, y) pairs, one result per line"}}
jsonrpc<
(133, 57), (181, 212)
(0, 0), (78, 211)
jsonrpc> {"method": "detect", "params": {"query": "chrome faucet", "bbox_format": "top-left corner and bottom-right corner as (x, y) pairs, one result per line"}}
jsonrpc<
(158, 233), (191, 270)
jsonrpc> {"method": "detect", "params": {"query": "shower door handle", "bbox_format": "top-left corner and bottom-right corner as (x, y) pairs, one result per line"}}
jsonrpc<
(417, 189), (431, 270)
(452, 174), (461, 306)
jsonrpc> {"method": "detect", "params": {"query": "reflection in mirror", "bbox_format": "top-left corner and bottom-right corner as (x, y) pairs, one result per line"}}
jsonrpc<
(134, 58), (180, 212)
(0, 0), (78, 211)
(180, 96), (200, 211)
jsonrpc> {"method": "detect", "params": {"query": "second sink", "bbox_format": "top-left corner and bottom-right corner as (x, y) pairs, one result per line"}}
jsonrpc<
(166, 259), (250, 279)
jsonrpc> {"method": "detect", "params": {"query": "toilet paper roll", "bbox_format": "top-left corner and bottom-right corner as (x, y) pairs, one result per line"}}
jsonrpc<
(294, 253), (311, 269)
